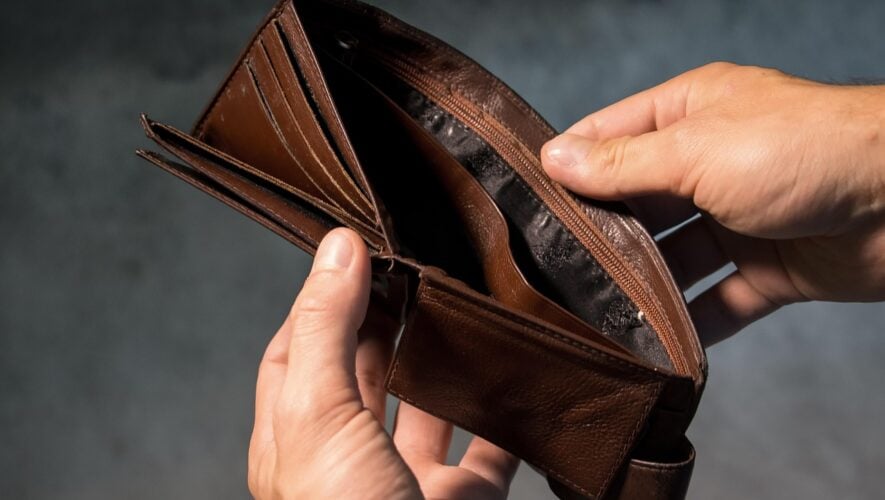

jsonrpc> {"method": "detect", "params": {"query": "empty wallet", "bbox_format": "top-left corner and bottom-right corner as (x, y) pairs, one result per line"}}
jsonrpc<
(137, 0), (707, 498)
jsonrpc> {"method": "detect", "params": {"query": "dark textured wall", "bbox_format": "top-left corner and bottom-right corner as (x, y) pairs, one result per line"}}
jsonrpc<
(2, 1), (884, 498)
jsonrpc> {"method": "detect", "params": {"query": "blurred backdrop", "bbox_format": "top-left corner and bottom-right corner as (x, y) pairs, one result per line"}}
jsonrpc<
(2, 0), (884, 498)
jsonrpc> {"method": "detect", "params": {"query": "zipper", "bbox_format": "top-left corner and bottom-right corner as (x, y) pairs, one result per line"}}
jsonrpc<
(369, 51), (690, 376)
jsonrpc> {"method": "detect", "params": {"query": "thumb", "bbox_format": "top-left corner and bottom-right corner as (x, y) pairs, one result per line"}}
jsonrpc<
(281, 227), (372, 408)
(541, 131), (693, 200)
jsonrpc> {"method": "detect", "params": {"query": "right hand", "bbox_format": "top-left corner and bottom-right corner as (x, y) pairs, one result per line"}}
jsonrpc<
(541, 62), (885, 345)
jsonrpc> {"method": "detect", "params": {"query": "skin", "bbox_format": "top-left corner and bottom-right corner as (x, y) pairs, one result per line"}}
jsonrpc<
(541, 62), (885, 345)
(249, 63), (885, 498)
(248, 228), (518, 499)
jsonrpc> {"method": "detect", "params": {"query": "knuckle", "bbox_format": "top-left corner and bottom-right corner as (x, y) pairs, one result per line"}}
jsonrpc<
(668, 125), (705, 196)
(701, 60), (737, 74)
(593, 137), (630, 176)
(291, 292), (334, 318)
(289, 273), (341, 321)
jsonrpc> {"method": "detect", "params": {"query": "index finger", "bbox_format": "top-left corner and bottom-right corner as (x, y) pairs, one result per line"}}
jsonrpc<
(564, 61), (738, 140)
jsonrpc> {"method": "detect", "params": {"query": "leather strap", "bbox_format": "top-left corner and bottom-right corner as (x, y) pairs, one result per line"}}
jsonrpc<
(549, 440), (695, 499)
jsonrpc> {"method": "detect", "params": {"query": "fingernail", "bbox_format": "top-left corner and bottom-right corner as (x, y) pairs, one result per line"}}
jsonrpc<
(313, 230), (354, 271)
(544, 134), (593, 170)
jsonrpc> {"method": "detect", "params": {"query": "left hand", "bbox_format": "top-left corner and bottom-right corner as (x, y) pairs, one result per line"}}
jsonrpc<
(247, 228), (520, 499)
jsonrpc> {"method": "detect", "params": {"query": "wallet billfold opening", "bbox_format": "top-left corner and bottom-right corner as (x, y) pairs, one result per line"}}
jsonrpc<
(138, 1), (707, 498)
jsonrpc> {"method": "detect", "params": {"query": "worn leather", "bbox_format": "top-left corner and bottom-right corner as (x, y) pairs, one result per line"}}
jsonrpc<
(137, 0), (707, 498)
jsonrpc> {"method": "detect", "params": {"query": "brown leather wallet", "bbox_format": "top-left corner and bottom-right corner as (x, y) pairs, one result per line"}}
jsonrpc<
(137, 0), (707, 498)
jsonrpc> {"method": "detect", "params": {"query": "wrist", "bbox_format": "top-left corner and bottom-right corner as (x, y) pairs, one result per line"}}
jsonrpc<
(864, 87), (885, 216)
(841, 85), (885, 223)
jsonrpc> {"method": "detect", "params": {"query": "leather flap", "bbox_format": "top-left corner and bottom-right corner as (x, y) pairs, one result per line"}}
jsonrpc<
(386, 267), (670, 499)
(191, 0), (399, 252)
(548, 438), (695, 500)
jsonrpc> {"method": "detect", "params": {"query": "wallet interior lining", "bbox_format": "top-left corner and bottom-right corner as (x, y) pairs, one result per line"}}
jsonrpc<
(403, 94), (673, 370)
(316, 53), (489, 293)
(311, 45), (672, 370)
(318, 53), (633, 355)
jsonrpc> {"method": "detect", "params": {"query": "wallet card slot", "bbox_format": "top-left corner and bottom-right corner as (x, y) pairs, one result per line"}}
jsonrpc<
(193, 60), (350, 218)
(272, 4), (400, 252)
(250, 24), (377, 222)
(136, 150), (332, 253)
(141, 116), (385, 249)
(265, 20), (372, 202)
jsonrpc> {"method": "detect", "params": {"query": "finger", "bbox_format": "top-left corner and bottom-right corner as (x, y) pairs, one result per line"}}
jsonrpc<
(459, 437), (521, 494)
(355, 300), (399, 422)
(689, 270), (780, 347)
(541, 129), (696, 200)
(563, 61), (738, 140)
(543, 62), (743, 201)
(393, 402), (453, 471)
(624, 195), (698, 235)
(279, 228), (372, 412)
(564, 79), (686, 141)
(250, 314), (294, 459)
(657, 216), (730, 290)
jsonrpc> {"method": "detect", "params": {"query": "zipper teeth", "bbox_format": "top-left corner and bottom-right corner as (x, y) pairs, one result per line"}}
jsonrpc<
(373, 53), (689, 376)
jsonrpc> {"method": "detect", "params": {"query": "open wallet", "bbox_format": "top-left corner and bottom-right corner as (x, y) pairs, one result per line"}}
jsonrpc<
(137, 0), (707, 498)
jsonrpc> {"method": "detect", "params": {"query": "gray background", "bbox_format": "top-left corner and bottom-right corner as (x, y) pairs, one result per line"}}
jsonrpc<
(2, 0), (883, 498)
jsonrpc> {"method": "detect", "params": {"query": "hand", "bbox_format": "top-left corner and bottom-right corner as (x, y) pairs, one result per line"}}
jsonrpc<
(541, 62), (885, 345)
(248, 228), (519, 499)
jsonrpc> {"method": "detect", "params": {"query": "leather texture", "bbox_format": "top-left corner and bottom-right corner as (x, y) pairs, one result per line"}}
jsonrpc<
(137, 0), (707, 498)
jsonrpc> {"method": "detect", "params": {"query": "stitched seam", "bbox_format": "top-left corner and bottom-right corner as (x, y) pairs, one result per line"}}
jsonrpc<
(264, 22), (375, 211)
(244, 54), (352, 216)
(388, 286), (606, 495)
(279, 4), (396, 251)
(247, 46), (377, 223)
(189, 5), (378, 229)
(169, 146), (327, 245)
(153, 120), (383, 244)
(280, 4), (363, 173)
(606, 381), (661, 494)
(422, 287), (665, 494)
(391, 283), (663, 498)
(387, 279), (429, 389)
(193, 0), (289, 138)
(358, 1), (551, 134)
(629, 461), (690, 472)
(423, 276), (667, 380)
